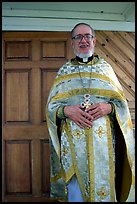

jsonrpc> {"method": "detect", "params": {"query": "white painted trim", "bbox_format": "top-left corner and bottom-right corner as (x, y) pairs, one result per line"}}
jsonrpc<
(2, 17), (135, 32)
(2, 2), (135, 32)
(3, 9), (125, 21)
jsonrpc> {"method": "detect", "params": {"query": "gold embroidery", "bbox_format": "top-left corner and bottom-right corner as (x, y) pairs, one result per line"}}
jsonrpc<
(52, 71), (124, 97)
(106, 117), (115, 201)
(85, 128), (95, 202)
(64, 165), (75, 183)
(50, 88), (126, 104)
(64, 120), (88, 202)
(73, 129), (82, 139)
(128, 117), (133, 129)
(85, 183), (90, 194)
(97, 186), (109, 200)
(50, 170), (63, 182)
(95, 126), (106, 138)
(62, 146), (68, 156)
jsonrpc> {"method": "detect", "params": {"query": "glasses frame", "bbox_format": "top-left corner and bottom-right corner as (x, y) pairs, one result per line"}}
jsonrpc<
(72, 34), (94, 41)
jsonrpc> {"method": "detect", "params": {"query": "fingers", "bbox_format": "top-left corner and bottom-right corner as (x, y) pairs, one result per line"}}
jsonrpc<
(86, 102), (112, 120)
(75, 109), (93, 129)
(89, 112), (101, 120)
(81, 109), (94, 121)
(65, 104), (105, 129)
(77, 118), (93, 129)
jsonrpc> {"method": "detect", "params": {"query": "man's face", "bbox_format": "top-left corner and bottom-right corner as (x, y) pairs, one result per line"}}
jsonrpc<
(71, 25), (96, 58)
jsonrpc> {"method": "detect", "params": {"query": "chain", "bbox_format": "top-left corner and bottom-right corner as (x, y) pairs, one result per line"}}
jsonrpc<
(77, 65), (93, 110)
(77, 65), (92, 90)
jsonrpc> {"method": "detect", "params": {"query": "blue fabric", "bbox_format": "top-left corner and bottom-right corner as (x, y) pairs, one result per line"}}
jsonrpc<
(67, 176), (84, 202)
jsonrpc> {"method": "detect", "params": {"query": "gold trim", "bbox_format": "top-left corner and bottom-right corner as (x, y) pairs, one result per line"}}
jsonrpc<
(115, 109), (134, 170)
(50, 170), (63, 182)
(64, 120), (89, 202)
(106, 117), (115, 201)
(85, 128), (95, 202)
(45, 104), (61, 160)
(115, 109), (135, 190)
(64, 165), (75, 184)
(52, 72), (124, 96)
(50, 88), (125, 104)
(132, 175), (135, 188)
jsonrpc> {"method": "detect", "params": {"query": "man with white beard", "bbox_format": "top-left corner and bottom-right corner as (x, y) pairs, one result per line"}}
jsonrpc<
(46, 23), (135, 202)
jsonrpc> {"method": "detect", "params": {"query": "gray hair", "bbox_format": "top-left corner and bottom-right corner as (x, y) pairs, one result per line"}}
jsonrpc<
(71, 23), (95, 39)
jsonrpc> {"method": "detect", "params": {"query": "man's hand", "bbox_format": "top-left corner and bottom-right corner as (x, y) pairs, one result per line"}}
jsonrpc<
(64, 105), (94, 129)
(85, 102), (112, 120)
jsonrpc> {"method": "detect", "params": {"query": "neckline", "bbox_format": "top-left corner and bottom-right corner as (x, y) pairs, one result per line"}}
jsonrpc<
(70, 54), (99, 66)
(76, 55), (93, 64)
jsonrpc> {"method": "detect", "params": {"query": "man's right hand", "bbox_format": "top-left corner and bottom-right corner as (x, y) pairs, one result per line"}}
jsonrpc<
(64, 105), (94, 129)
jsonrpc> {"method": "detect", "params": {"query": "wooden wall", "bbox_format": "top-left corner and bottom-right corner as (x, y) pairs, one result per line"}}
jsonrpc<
(95, 31), (135, 128)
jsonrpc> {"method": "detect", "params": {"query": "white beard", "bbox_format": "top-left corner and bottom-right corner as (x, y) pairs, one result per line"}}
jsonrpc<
(73, 48), (94, 62)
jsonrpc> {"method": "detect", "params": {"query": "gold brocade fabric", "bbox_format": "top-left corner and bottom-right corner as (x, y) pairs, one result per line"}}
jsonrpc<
(46, 55), (135, 202)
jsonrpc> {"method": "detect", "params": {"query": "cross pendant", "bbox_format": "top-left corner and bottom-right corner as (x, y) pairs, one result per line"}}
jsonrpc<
(81, 94), (92, 110)
(81, 101), (91, 110)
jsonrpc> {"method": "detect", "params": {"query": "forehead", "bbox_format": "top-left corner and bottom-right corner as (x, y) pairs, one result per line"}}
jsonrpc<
(74, 25), (92, 35)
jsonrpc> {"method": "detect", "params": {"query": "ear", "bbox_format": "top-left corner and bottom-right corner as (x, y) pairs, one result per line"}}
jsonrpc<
(71, 40), (74, 48)
(93, 37), (96, 46)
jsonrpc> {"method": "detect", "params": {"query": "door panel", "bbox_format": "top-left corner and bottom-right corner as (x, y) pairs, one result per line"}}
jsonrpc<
(2, 31), (73, 202)
(5, 70), (29, 122)
(6, 141), (31, 193)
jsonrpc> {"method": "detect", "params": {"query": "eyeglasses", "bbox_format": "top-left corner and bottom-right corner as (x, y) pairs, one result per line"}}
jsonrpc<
(72, 34), (94, 41)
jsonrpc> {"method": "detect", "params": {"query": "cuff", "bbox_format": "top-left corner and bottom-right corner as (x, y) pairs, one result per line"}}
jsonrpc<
(107, 102), (115, 116)
(56, 106), (66, 119)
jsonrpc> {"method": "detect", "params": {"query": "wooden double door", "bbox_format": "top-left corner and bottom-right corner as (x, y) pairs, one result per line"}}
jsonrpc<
(2, 32), (74, 202)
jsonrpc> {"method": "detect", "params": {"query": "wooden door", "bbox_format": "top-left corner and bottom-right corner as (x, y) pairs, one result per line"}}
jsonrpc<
(2, 32), (74, 202)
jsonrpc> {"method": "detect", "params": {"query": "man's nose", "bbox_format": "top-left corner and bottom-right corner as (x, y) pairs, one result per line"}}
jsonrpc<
(81, 36), (87, 42)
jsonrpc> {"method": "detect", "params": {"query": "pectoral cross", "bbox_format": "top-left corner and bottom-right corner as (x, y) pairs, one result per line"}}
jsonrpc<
(81, 101), (91, 110)
(80, 94), (93, 110)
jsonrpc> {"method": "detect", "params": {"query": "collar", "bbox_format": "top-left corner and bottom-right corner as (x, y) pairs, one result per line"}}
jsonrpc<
(76, 55), (93, 64)
(71, 54), (99, 65)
